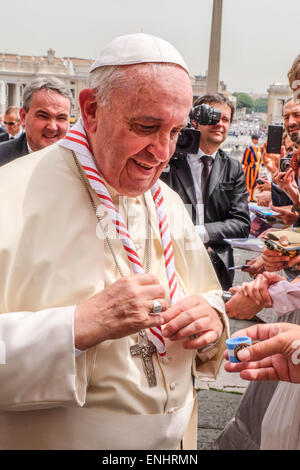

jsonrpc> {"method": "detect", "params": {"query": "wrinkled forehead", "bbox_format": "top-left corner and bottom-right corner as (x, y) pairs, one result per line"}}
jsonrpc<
(284, 101), (300, 114)
(112, 63), (192, 106)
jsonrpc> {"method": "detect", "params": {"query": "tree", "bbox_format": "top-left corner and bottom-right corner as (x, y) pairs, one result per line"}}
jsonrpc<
(253, 98), (268, 113)
(233, 92), (254, 112)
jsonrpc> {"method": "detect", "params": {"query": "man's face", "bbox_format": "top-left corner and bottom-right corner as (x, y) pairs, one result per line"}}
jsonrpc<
(196, 102), (231, 151)
(4, 112), (21, 136)
(283, 100), (300, 145)
(284, 135), (295, 154)
(86, 65), (192, 197)
(20, 89), (70, 151)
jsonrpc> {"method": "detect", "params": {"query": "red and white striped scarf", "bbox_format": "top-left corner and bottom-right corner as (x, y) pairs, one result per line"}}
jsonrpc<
(59, 118), (178, 356)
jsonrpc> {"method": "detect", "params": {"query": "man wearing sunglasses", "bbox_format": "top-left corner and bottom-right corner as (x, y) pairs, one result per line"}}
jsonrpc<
(0, 107), (22, 143)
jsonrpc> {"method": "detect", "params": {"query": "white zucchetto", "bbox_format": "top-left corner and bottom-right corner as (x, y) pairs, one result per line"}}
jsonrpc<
(89, 33), (189, 73)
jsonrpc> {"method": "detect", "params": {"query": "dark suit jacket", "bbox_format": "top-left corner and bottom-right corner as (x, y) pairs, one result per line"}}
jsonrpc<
(271, 182), (293, 207)
(0, 132), (9, 143)
(0, 132), (28, 167)
(160, 149), (251, 289)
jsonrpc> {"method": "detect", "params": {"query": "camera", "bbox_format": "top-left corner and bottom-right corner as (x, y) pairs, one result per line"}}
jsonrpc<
(189, 103), (221, 126)
(174, 103), (221, 156)
(279, 157), (291, 172)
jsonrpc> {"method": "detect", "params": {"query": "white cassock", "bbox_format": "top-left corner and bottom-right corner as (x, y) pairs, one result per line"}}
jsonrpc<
(0, 144), (228, 450)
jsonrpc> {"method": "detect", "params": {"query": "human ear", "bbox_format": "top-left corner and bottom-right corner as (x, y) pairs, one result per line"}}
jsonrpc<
(19, 108), (26, 127)
(79, 88), (98, 133)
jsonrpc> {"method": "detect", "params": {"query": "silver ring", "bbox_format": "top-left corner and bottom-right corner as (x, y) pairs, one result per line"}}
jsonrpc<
(150, 299), (163, 315)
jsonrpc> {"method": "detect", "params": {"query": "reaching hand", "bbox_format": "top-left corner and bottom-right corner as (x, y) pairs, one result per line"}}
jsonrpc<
(242, 256), (264, 278)
(226, 272), (285, 319)
(224, 323), (300, 383)
(262, 236), (291, 271)
(270, 204), (299, 225)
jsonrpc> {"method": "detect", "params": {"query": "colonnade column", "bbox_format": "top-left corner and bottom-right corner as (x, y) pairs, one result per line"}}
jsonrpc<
(0, 81), (6, 115)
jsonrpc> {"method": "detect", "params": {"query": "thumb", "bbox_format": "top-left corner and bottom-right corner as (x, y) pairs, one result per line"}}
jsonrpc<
(229, 286), (240, 294)
(270, 204), (283, 213)
(237, 336), (283, 362)
(279, 236), (289, 246)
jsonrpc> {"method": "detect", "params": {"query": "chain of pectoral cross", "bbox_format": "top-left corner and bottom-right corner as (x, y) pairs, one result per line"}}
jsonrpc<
(100, 201), (158, 388)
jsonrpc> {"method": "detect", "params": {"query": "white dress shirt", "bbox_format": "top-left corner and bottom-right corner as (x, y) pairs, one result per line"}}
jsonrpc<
(8, 129), (23, 140)
(187, 149), (217, 243)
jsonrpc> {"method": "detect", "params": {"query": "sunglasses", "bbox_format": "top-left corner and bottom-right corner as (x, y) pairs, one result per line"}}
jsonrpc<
(4, 121), (19, 126)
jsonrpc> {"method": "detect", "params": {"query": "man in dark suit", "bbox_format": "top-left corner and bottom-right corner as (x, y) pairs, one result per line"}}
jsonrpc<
(161, 93), (250, 289)
(0, 77), (71, 167)
(0, 106), (22, 143)
(0, 132), (28, 164)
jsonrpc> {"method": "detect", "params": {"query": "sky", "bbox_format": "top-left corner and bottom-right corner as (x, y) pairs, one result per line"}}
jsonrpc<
(0, 0), (299, 94)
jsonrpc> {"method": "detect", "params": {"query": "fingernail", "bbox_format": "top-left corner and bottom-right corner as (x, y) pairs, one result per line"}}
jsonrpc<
(237, 349), (250, 361)
(163, 329), (169, 337)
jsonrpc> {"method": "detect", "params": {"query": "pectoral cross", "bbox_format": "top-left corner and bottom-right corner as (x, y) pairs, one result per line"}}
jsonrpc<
(130, 330), (157, 387)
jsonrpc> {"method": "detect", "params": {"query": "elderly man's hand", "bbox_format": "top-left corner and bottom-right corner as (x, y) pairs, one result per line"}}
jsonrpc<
(74, 274), (168, 350)
(161, 295), (223, 350)
(224, 323), (300, 383)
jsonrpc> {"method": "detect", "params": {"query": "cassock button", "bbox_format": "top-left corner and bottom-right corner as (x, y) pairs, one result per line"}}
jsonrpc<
(169, 382), (176, 391)
(167, 407), (178, 414)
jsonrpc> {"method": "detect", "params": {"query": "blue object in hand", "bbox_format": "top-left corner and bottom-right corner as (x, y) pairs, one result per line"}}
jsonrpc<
(226, 336), (252, 363)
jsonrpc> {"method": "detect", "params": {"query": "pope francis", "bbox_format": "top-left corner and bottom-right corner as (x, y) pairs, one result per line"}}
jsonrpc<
(0, 33), (228, 450)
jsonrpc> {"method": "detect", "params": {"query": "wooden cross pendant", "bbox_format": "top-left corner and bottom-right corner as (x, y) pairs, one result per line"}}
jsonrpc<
(130, 330), (157, 387)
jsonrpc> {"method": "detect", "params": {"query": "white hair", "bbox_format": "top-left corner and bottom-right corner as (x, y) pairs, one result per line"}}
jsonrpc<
(88, 63), (186, 107)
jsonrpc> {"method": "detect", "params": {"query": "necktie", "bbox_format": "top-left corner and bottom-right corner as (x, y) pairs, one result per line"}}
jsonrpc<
(201, 155), (213, 203)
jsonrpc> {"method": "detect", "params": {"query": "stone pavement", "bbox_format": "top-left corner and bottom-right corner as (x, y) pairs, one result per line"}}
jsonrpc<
(195, 248), (277, 450)
(196, 317), (255, 450)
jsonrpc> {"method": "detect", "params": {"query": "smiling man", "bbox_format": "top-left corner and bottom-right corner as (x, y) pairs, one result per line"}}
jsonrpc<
(0, 77), (71, 167)
(161, 93), (250, 290)
(0, 34), (228, 450)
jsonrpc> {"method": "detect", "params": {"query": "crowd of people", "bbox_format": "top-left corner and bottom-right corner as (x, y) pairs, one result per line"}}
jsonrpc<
(0, 33), (299, 450)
